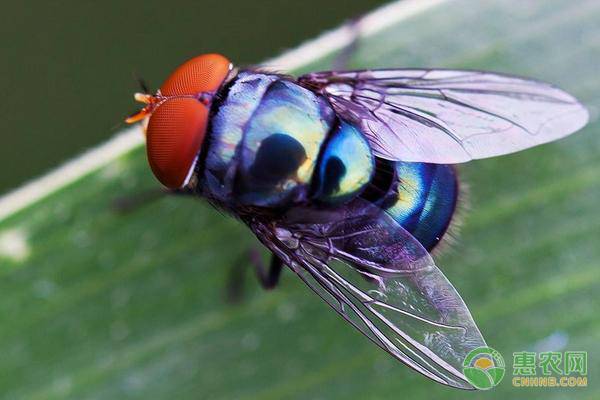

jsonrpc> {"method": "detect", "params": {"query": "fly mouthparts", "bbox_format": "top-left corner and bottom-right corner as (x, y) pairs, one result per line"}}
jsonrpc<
(134, 92), (154, 104)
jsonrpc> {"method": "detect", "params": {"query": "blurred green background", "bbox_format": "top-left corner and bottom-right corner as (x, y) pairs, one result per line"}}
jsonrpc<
(1, 0), (599, 399)
(0, 0), (386, 194)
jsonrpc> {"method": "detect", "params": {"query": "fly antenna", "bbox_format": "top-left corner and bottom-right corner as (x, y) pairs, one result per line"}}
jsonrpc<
(132, 71), (150, 94)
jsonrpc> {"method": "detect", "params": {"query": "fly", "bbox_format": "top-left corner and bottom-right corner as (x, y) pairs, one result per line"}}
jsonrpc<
(125, 53), (588, 389)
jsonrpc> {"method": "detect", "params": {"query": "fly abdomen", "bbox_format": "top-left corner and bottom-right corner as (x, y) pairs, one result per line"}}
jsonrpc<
(379, 162), (459, 251)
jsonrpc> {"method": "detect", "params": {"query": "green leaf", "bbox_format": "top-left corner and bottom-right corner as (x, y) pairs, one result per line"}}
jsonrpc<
(1, 0), (598, 398)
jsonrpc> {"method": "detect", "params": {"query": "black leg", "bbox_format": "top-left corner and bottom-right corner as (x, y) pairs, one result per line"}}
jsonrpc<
(226, 249), (283, 303)
(250, 250), (283, 290)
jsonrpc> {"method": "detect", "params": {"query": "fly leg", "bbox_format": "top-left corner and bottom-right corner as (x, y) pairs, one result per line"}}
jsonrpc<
(251, 251), (283, 290)
(226, 249), (283, 303)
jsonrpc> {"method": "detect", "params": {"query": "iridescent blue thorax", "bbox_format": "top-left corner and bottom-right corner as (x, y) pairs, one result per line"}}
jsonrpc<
(201, 71), (374, 208)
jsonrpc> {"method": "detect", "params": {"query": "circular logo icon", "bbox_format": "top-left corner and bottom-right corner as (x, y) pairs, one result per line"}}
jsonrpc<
(462, 346), (505, 390)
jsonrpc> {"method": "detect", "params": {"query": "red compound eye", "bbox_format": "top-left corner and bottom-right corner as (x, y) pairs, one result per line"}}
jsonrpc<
(160, 53), (232, 96)
(145, 54), (231, 189)
(146, 98), (208, 189)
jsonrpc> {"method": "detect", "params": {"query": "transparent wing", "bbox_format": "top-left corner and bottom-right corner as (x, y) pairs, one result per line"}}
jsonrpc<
(299, 69), (588, 163)
(247, 199), (485, 389)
